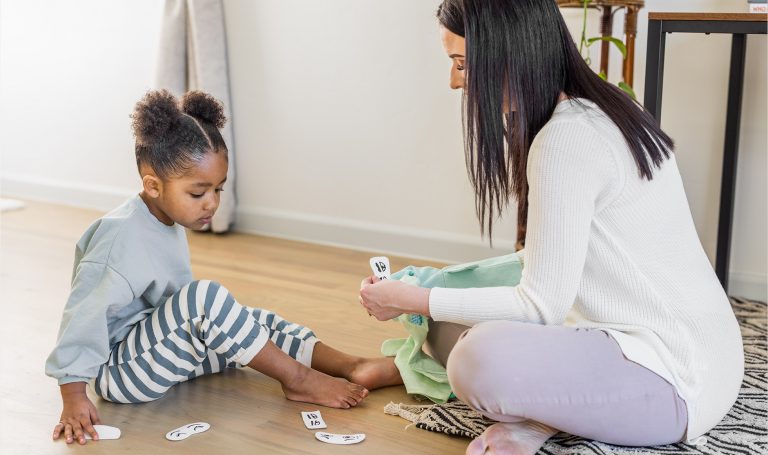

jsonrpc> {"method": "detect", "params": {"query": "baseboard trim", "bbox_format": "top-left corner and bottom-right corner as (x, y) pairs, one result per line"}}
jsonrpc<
(728, 271), (768, 302)
(1, 174), (135, 212)
(234, 206), (515, 264)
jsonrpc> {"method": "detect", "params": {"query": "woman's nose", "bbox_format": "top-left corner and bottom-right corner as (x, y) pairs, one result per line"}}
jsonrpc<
(450, 69), (465, 90)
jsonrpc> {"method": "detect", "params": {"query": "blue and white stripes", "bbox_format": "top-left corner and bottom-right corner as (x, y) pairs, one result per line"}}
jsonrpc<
(94, 280), (317, 403)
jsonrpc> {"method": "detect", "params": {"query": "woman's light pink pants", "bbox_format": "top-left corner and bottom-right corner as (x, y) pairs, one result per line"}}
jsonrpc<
(425, 320), (688, 446)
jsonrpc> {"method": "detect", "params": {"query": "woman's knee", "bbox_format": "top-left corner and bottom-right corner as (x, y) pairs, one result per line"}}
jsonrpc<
(446, 321), (511, 402)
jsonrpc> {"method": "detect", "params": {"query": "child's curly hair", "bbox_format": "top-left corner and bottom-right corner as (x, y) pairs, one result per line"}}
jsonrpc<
(131, 90), (228, 178)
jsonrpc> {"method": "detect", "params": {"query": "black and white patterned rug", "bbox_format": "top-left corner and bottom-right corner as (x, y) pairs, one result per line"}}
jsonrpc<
(386, 297), (767, 454)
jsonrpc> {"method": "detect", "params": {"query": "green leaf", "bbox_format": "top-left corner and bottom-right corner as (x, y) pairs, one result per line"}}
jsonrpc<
(618, 81), (636, 100)
(586, 36), (627, 58)
(598, 71), (607, 80)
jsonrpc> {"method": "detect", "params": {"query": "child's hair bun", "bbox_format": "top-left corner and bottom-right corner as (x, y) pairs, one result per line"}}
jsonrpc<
(181, 91), (227, 129)
(131, 89), (182, 146)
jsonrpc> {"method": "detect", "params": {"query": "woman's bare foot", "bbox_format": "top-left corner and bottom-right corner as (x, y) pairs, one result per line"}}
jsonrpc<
(466, 421), (557, 455)
(346, 357), (403, 390)
(281, 365), (369, 409)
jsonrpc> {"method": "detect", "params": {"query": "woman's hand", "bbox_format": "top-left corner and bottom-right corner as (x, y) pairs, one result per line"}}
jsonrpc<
(53, 382), (101, 444)
(359, 276), (431, 321)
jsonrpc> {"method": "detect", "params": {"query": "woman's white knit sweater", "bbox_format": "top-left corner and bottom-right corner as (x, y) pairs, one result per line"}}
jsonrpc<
(429, 98), (744, 439)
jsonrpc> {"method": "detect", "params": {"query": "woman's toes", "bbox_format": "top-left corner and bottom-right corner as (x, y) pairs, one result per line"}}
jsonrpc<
(466, 436), (486, 455)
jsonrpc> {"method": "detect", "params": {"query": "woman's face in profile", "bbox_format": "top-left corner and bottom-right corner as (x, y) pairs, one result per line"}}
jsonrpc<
(439, 25), (466, 90)
(439, 24), (516, 113)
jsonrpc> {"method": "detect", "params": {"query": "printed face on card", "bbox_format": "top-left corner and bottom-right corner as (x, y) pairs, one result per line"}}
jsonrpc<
(369, 256), (391, 280)
(165, 422), (210, 441)
(301, 410), (327, 429)
(315, 432), (366, 445)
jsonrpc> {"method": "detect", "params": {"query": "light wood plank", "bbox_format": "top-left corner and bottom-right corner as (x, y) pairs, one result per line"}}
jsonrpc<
(0, 200), (468, 454)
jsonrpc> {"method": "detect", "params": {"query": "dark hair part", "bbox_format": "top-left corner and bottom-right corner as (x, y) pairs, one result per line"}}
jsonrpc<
(131, 89), (228, 179)
(437, 0), (673, 240)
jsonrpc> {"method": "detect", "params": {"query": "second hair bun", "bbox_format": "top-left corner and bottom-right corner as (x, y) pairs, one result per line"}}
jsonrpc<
(182, 91), (227, 129)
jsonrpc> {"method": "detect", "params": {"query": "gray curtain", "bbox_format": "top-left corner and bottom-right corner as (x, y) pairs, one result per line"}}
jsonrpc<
(155, 0), (236, 233)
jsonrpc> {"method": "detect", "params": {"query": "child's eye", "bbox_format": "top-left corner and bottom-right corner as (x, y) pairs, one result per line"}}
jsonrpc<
(190, 193), (204, 198)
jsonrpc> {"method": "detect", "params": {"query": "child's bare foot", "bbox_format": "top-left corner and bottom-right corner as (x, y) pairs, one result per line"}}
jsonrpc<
(347, 357), (403, 390)
(466, 421), (557, 455)
(282, 365), (369, 409)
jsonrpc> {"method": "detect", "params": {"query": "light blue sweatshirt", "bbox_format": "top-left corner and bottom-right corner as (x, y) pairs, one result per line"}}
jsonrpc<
(45, 195), (192, 385)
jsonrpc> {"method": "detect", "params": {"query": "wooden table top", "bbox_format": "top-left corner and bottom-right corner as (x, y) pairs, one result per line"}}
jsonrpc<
(557, 0), (644, 7)
(649, 12), (768, 22)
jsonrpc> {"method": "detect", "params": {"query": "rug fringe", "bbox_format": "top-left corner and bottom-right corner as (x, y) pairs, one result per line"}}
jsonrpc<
(384, 402), (434, 424)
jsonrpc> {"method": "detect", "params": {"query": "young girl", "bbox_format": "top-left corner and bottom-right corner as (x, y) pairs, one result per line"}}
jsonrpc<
(47, 90), (402, 445)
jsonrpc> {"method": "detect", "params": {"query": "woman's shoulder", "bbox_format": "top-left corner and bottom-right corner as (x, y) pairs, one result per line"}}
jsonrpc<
(544, 98), (616, 136)
(533, 103), (611, 158)
(532, 98), (628, 166)
(528, 99), (626, 202)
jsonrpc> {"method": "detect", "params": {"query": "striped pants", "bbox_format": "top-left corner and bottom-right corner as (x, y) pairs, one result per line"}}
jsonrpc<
(94, 280), (318, 404)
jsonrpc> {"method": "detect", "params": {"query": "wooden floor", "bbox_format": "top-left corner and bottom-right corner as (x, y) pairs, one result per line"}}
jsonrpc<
(0, 200), (470, 454)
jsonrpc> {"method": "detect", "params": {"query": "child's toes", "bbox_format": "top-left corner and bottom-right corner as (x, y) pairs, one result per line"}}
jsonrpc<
(351, 387), (367, 401)
(351, 384), (367, 395)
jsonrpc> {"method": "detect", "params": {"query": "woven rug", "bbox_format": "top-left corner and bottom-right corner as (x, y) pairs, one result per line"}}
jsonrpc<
(385, 297), (767, 454)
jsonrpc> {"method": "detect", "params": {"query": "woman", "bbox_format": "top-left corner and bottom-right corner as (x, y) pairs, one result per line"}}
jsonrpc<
(359, 1), (744, 454)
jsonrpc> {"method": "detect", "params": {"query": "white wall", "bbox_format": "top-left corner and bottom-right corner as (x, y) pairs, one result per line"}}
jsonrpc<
(0, 0), (162, 206)
(0, 0), (765, 300)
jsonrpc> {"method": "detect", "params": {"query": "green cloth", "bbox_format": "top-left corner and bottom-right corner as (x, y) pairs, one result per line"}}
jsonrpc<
(381, 253), (524, 403)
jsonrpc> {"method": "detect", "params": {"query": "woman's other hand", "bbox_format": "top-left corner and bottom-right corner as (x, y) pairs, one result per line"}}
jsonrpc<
(359, 276), (431, 321)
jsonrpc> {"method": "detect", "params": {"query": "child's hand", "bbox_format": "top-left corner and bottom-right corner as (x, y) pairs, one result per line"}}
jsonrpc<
(53, 382), (101, 444)
(359, 276), (431, 321)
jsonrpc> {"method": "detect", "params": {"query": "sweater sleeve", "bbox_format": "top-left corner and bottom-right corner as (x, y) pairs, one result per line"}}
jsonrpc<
(429, 119), (617, 325)
(45, 261), (134, 385)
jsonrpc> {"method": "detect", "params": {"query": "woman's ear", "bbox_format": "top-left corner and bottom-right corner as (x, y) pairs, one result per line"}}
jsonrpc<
(142, 174), (162, 198)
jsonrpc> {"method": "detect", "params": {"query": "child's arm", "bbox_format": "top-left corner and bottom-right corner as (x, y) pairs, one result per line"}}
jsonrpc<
(53, 382), (101, 445)
(46, 261), (134, 444)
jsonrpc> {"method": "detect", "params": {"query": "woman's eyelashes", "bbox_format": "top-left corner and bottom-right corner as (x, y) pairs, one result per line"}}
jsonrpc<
(456, 60), (465, 71)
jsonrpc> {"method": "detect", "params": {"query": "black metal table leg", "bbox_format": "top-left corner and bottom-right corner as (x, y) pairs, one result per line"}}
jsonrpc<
(643, 19), (667, 119)
(715, 34), (747, 291)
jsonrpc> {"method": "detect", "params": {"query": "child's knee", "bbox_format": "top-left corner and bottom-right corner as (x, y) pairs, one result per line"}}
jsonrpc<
(178, 280), (232, 316)
(186, 279), (227, 296)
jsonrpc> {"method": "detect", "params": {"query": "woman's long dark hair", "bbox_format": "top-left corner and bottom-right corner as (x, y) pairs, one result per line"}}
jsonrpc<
(437, 0), (673, 240)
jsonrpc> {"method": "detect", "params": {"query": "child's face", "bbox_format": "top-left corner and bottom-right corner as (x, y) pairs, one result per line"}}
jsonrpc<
(157, 151), (228, 229)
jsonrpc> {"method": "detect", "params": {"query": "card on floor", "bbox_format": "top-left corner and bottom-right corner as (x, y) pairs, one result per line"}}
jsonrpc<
(84, 424), (121, 440)
(165, 422), (210, 441)
(369, 256), (391, 280)
(315, 432), (366, 445)
(301, 410), (327, 430)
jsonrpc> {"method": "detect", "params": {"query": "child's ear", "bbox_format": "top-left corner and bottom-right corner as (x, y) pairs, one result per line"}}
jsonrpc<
(142, 174), (162, 198)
